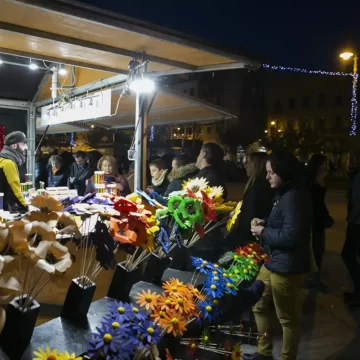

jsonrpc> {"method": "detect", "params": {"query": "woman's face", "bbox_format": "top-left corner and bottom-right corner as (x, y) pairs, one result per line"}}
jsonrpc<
(51, 161), (61, 170)
(101, 160), (113, 175)
(266, 161), (282, 188)
(150, 165), (163, 181)
(244, 157), (256, 177)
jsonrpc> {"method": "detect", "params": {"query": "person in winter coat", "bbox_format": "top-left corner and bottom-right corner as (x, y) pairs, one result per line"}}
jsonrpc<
(195, 142), (227, 199)
(226, 152), (273, 250)
(146, 159), (170, 196)
(250, 151), (312, 360)
(69, 151), (94, 196)
(47, 155), (69, 187)
(86, 155), (131, 197)
(0, 131), (28, 212)
(307, 154), (333, 288)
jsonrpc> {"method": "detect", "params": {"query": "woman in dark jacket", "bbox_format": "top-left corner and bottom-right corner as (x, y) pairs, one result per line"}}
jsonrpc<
(226, 152), (273, 250)
(307, 154), (333, 284)
(47, 155), (69, 187)
(250, 151), (312, 360)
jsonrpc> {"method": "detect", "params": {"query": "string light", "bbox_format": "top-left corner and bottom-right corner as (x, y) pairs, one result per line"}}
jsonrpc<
(262, 64), (353, 77)
(350, 74), (358, 136)
(149, 125), (155, 142)
(263, 64), (358, 136)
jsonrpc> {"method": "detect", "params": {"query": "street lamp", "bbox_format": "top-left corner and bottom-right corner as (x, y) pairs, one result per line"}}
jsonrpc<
(270, 121), (276, 126)
(339, 51), (358, 136)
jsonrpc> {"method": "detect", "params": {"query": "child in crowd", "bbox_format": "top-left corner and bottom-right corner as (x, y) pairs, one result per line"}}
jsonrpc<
(147, 159), (169, 196)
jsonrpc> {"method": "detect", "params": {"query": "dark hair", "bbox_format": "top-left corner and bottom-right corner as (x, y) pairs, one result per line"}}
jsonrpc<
(307, 154), (328, 182)
(267, 151), (305, 186)
(73, 151), (86, 159)
(173, 154), (191, 168)
(149, 158), (167, 170)
(202, 143), (224, 167)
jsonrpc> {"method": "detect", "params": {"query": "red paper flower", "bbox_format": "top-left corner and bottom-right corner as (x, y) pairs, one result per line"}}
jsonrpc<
(113, 197), (137, 214)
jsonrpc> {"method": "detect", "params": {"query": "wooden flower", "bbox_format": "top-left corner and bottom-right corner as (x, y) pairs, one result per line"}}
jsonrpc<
(31, 196), (63, 213)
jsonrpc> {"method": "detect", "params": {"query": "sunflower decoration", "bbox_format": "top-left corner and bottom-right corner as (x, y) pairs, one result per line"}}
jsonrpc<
(32, 347), (58, 360)
(207, 186), (224, 202)
(231, 344), (242, 360)
(160, 309), (187, 336)
(58, 351), (83, 360)
(226, 201), (243, 231)
(182, 178), (208, 196)
(215, 201), (237, 213)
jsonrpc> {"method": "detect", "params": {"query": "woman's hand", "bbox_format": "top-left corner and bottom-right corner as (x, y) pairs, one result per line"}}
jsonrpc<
(251, 224), (264, 237)
(116, 183), (124, 192)
(251, 218), (265, 226)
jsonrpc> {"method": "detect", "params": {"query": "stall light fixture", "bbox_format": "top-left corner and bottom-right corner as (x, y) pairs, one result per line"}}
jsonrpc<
(129, 77), (155, 93)
(29, 59), (38, 70)
(58, 64), (67, 76)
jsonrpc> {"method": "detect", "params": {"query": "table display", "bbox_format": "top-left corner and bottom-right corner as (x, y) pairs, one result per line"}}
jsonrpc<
(0, 178), (265, 359)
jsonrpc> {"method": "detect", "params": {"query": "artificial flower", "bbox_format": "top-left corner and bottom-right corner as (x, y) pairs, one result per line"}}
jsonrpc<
(0, 255), (13, 274)
(150, 310), (167, 325)
(172, 210), (191, 229)
(31, 195), (63, 213)
(113, 197), (137, 214)
(32, 347), (58, 360)
(138, 320), (162, 344)
(33, 241), (72, 273)
(128, 218), (148, 247)
(207, 186), (224, 200)
(215, 201), (237, 213)
(7, 221), (33, 254)
(178, 197), (204, 225)
(55, 213), (81, 238)
(58, 351), (83, 360)
(28, 221), (56, 244)
(0, 227), (9, 253)
(110, 218), (137, 244)
(157, 295), (173, 312)
(160, 309), (187, 336)
(226, 201), (243, 231)
(23, 211), (60, 228)
(187, 284), (205, 301)
(136, 289), (160, 311)
(167, 196), (183, 213)
(163, 278), (190, 297)
(182, 178), (208, 195)
(186, 338), (198, 356)
(231, 344), (242, 360)
(170, 295), (195, 315)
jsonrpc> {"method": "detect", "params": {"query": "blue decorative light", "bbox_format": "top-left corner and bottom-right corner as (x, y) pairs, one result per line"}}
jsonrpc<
(263, 64), (358, 136)
(149, 125), (155, 142)
(70, 132), (74, 146)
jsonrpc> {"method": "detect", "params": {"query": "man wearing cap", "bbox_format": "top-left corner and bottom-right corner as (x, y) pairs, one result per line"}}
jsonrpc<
(0, 131), (28, 212)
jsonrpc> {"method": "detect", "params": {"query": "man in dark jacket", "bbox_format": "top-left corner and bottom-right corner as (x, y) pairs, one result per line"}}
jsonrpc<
(195, 142), (227, 199)
(250, 151), (312, 360)
(342, 168), (360, 308)
(69, 151), (93, 196)
(0, 131), (29, 212)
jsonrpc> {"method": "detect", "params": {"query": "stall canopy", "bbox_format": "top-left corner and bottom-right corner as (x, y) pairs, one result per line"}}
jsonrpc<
(0, 0), (259, 185)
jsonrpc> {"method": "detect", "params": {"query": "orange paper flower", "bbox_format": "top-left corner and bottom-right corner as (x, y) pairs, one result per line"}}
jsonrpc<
(163, 278), (190, 297)
(170, 296), (195, 315)
(160, 309), (187, 336)
(136, 289), (160, 311)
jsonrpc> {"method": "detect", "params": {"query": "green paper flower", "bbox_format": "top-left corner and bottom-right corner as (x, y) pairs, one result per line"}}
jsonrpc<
(168, 196), (183, 213)
(179, 197), (204, 225)
(173, 209), (191, 229)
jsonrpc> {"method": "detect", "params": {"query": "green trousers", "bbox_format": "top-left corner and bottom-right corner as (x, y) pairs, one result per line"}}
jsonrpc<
(253, 265), (305, 360)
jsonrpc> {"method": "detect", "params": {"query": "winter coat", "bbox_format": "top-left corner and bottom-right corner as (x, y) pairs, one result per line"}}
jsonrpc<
(226, 177), (273, 249)
(152, 177), (170, 196)
(47, 165), (69, 187)
(311, 181), (333, 231)
(260, 185), (312, 275)
(165, 163), (199, 196)
(69, 162), (94, 196)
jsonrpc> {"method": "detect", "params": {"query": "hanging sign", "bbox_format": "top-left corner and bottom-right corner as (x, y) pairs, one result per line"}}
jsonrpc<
(38, 89), (112, 127)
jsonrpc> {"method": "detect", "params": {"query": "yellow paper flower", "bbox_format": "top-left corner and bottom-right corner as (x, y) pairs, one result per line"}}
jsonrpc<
(215, 201), (237, 213)
(207, 186), (224, 200)
(226, 201), (242, 231)
(231, 344), (242, 360)
(58, 351), (82, 360)
(33, 347), (58, 360)
(182, 177), (208, 195)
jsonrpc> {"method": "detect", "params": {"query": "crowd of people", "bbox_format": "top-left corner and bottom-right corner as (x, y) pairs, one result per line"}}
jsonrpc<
(1, 131), (360, 360)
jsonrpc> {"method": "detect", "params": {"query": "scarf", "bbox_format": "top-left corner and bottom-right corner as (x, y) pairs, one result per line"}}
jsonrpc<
(152, 169), (168, 187)
(0, 145), (26, 167)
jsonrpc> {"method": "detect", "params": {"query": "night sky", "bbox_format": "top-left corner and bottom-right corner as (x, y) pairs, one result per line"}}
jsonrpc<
(78, 0), (359, 71)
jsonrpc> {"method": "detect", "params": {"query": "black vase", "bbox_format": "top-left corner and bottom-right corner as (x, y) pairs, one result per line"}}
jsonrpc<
(0, 295), (40, 355)
(170, 246), (188, 270)
(142, 253), (171, 285)
(107, 262), (141, 301)
(61, 277), (96, 319)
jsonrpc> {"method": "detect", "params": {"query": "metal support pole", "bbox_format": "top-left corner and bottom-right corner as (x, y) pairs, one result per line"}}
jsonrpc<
(26, 104), (36, 176)
(134, 93), (148, 190)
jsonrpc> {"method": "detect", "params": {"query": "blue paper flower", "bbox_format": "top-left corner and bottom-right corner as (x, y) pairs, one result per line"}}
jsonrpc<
(137, 320), (162, 345)
(107, 301), (134, 322)
(136, 189), (158, 207)
(197, 301), (221, 323)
